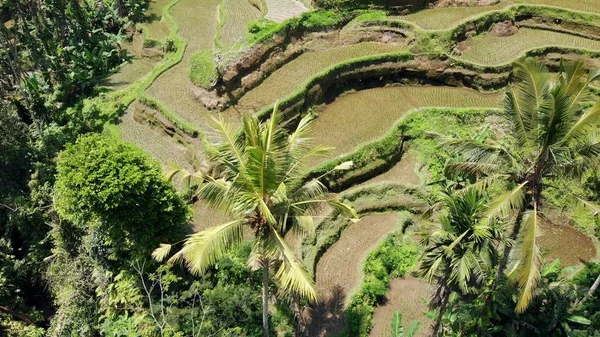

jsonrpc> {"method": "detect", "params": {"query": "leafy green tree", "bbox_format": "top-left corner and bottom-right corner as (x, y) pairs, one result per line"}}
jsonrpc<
(419, 189), (504, 336)
(154, 107), (357, 337)
(54, 133), (188, 261)
(441, 59), (600, 312)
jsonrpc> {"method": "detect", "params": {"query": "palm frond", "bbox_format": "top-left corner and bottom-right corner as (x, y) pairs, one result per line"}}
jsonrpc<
(169, 220), (244, 275)
(511, 207), (542, 313)
(152, 243), (173, 262)
(268, 229), (318, 303)
(561, 100), (600, 144)
(484, 181), (528, 219)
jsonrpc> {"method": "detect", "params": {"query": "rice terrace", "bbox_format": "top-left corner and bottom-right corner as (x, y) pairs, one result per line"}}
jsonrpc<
(3, 0), (600, 336)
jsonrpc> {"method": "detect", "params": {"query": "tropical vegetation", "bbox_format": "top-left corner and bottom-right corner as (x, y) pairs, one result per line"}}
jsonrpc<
(2, 0), (600, 336)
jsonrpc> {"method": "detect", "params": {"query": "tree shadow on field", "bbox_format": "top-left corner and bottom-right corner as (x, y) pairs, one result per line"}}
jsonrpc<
(304, 285), (347, 337)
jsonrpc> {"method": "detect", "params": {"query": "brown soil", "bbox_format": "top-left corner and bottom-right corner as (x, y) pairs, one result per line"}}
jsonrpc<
(360, 152), (421, 187)
(308, 213), (399, 336)
(490, 20), (518, 37)
(369, 277), (434, 337)
(538, 217), (597, 267)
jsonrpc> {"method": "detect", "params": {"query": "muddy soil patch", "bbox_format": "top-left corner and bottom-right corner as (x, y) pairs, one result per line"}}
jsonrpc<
(309, 214), (399, 336)
(369, 277), (433, 337)
(538, 218), (596, 267)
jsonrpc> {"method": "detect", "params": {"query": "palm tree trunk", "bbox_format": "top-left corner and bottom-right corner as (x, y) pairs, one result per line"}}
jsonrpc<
(575, 273), (600, 308)
(431, 290), (450, 337)
(262, 263), (270, 337)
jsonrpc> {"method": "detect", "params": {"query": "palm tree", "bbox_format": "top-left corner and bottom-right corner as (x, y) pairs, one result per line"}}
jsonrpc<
(153, 105), (357, 337)
(419, 189), (504, 336)
(440, 59), (600, 313)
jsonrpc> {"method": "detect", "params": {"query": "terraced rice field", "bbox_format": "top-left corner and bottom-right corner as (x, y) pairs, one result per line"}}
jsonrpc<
(369, 277), (433, 337)
(265, 0), (308, 23)
(143, 0), (172, 41)
(316, 214), (399, 302)
(310, 86), (503, 165)
(219, 0), (261, 48)
(520, 0), (600, 14)
(146, 0), (221, 128)
(118, 107), (193, 168)
(231, 42), (409, 113)
(104, 57), (157, 91)
(396, 2), (508, 30)
(458, 28), (600, 65)
(359, 152), (421, 187)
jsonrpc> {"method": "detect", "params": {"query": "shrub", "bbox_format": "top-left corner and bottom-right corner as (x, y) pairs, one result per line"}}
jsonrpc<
(189, 49), (218, 88)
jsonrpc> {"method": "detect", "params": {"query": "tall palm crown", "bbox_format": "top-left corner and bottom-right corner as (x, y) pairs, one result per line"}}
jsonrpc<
(419, 190), (503, 336)
(154, 106), (357, 336)
(443, 59), (600, 313)
(420, 190), (503, 296)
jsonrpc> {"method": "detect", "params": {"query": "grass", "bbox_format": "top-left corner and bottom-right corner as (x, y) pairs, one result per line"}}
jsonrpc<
(458, 28), (600, 66)
(309, 86), (503, 166)
(189, 49), (218, 88)
(230, 42), (409, 114)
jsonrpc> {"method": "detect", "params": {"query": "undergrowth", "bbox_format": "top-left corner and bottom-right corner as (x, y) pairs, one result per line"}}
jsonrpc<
(189, 49), (218, 88)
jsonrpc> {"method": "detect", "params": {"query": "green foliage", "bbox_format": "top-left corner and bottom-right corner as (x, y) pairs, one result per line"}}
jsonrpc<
(391, 311), (421, 337)
(248, 18), (280, 37)
(189, 49), (218, 88)
(54, 134), (188, 260)
(248, 10), (357, 44)
(343, 230), (420, 336)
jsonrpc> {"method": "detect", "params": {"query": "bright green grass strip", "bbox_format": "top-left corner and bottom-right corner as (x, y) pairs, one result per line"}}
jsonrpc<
(189, 49), (217, 88)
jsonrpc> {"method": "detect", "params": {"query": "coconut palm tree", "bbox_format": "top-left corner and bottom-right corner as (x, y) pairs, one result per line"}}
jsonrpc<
(419, 189), (504, 336)
(153, 105), (357, 337)
(440, 59), (600, 313)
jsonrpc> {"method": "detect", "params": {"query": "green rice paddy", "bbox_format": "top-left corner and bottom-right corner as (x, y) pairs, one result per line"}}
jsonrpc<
(142, 0), (172, 41)
(117, 106), (193, 168)
(458, 28), (600, 65)
(310, 86), (503, 165)
(396, 2), (508, 30)
(519, 0), (600, 14)
(146, 0), (221, 128)
(219, 0), (261, 48)
(231, 42), (409, 113)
